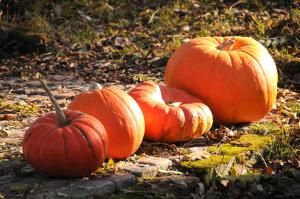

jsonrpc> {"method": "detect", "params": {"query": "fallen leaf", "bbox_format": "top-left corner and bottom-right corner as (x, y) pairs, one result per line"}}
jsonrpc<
(184, 148), (211, 161)
(262, 167), (274, 174)
(220, 179), (229, 187)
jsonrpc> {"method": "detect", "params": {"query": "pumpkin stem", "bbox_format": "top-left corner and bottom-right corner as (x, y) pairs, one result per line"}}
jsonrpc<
(89, 82), (103, 91)
(40, 80), (68, 127)
(217, 38), (235, 50)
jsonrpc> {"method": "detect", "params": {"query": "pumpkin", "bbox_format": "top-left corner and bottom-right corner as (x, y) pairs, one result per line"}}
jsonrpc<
(68, 83), (145, 159)
(22, 80), (108, 177)
(165, 36), (278, 124)
(129, 81), (213, 143)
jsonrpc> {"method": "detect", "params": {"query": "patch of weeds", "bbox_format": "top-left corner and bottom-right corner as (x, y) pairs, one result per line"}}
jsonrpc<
(0, 98), (41, 118)
(265, 130), (300, 161)
(272, 46), (295, 63)
(250, 16), (270, 38)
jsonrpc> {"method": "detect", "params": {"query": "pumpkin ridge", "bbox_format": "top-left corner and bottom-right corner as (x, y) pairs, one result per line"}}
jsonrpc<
(238, 49), (271, 113)
(24, 126), (55, 163)
(194, 104), (207, 136)
(73, 119), (108, 159)
(202, 48), (223, 103)
(104, 88), (140, 152)
(36, 128), (59, 174)
(179, 105), (196, 141)
(200, 103), (212, 133)
(52, 128), (76, 176)
(61, 132), (70, 171)
(190, 104), (207, 136)
(187, 47), (219, 97)
(226, 51), (237, 122)
(73, 126), (99, 164)
(22, 123), (50, 147)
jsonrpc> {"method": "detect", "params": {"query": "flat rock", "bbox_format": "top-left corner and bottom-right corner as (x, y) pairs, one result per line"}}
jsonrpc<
(137, 156), (172, 170)
(14, 164), (36, 177)
(105, 174), (136, 190)
(30, 174), (136, 199)
(36, 179), (116, 199)
(122, 163), (158, 178)
(35, 178), (71, 192)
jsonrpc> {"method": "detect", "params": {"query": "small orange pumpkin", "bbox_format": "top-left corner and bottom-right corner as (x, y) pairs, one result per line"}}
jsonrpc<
(129, 81), (213, 143)
(22, 81), (108, 177)
(165, 37), (278, 124)
(68, 84), (145, 159)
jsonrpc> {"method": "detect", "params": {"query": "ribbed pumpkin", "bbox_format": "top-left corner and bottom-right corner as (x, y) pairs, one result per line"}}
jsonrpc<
(68, 84), (145, 159)
(22, 81), (108, 177)
(129, 81), (213, 143)
(165, 36), (278, 124)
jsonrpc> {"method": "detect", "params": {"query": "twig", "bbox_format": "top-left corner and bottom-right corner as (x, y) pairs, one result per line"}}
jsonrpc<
(148, 9), (160, 24)
(256, 151), (268, 168)
(211, 127), (230, 154)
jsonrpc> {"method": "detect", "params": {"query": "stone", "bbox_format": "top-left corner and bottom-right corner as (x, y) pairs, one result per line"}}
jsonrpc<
(122, 163), (158, 178)
(137, 156), (172, 170)
(31, 174), (137, 199)
(153, 176), (201, 197)
(26, 81), (41, 88)
(37, 179), (71, 192)
(105, 174), (136, 190)
(14, 164), (36, 177)
(10, 183), (29, 193)
(54, 179), (115, 199)
(0, 174), (16, 188)
(31, 192), (56, 199)
(14, 88), (26, 94)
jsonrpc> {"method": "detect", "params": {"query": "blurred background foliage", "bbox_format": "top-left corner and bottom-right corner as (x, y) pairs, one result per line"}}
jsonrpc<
(0, 0), (299, 80)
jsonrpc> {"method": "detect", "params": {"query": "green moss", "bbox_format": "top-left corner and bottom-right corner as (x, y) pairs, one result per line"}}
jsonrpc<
(249, 122), (281, 134)
(286, 102), (300, 114)
(181, 155), (232, 169)
(181, 134), (274, 169)
(208, 134), (274, 155)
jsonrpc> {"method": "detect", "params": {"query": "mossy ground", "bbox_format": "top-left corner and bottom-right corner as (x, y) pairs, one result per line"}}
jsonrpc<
(181, 134), (274, 169)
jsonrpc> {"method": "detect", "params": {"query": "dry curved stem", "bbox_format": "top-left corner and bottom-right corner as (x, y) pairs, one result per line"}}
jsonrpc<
(40, 79), (68, 127)
(89, 82), (103, 91)
(217, 38), (235, 50)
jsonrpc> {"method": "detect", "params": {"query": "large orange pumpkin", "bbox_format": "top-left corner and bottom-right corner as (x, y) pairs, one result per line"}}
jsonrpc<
(165, 37), (278, 124)
(22, 81), (108, 177)
(129, 81), (213, 143)
(68, 84), (145, 159)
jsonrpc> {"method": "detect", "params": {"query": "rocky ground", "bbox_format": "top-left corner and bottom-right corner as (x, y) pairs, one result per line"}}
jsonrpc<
(0, 74), (299, 199)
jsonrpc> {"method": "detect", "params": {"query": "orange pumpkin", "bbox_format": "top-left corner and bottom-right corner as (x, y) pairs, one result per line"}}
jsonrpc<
(22, 81), (108, 177)
(68, 84), (145, 159)
(165, 37), (278, 124)
(129, 81), (213, 143)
